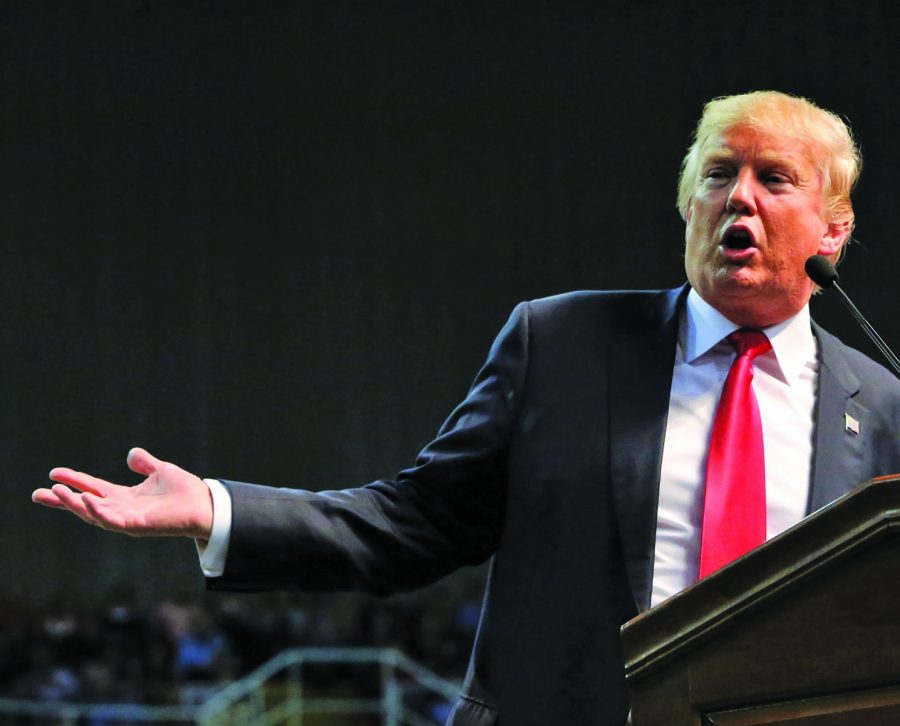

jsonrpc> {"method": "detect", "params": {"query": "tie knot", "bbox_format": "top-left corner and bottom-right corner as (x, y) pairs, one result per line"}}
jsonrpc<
(727, 328), (772, 360)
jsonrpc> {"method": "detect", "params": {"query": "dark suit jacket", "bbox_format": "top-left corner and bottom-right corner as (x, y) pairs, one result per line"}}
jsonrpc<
(208, 287), (900, 726)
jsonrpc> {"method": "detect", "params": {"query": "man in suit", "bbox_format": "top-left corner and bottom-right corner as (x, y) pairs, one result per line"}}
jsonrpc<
(34, 91), (900, 725)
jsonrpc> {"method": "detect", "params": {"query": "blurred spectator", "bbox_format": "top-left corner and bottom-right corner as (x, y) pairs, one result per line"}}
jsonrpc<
(172, 607), (230, 681)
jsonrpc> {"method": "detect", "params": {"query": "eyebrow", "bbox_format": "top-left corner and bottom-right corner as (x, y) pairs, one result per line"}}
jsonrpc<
(701, 152), (737, 166)
(701, 150), (803, 172)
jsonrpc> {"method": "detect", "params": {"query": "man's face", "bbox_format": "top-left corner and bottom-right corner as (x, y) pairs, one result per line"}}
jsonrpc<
(684, 125), (846, 327)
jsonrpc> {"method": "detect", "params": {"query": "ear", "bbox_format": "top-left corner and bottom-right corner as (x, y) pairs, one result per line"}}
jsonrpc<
(817, 218), (849, 258)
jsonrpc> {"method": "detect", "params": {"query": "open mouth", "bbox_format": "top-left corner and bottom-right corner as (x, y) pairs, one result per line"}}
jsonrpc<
(721, 227), (755, 250)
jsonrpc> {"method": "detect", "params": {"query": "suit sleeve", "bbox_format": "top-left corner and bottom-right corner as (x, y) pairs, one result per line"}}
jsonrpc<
(207, 302), (530, 596)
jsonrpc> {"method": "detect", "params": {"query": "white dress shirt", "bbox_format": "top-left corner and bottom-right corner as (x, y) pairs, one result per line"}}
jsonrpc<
(196, 478), (231, 577)
(651, 289), (818, 605)
(197, 289), (820, 601)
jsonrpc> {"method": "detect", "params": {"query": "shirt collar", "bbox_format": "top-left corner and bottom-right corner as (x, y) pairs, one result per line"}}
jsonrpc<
(683, 288), (817, 385)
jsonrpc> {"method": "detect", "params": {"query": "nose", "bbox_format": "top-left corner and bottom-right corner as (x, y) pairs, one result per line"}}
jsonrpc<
(726, 169), (758, 215)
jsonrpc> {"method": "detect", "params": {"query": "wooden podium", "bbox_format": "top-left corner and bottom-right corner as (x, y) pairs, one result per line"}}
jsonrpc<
(621, 475), (900, 725)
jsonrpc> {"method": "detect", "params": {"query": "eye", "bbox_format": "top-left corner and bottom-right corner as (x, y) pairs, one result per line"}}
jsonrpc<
(761, 169), (793, 186)
(703, 167), (732, 185)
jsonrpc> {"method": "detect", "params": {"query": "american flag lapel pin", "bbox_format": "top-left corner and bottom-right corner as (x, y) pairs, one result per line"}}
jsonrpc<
(844, 413), (860, 435)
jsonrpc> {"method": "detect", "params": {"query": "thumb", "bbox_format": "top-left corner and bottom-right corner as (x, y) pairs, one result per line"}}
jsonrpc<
(127, 447), (166, 476)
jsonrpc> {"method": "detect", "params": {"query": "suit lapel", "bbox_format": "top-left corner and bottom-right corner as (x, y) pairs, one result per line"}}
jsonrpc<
(609, 286), (685, 613)
(808, 323), (868, 513)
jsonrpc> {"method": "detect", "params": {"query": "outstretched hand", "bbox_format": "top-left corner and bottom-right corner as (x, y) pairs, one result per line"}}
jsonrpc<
(32, 448), (213, 540)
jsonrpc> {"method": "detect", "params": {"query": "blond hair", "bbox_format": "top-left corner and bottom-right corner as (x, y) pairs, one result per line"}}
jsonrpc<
(677, 91), (861, 251)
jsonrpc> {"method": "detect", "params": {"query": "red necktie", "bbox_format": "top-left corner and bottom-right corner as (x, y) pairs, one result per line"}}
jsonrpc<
(698, 328), (772, 579)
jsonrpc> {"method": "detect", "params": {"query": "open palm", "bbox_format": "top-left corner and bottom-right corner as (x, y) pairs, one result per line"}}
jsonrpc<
(32, 448), (213, 539)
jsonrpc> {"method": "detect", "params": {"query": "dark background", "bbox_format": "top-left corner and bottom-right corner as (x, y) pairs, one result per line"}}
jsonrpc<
(2, 1), (898, 606)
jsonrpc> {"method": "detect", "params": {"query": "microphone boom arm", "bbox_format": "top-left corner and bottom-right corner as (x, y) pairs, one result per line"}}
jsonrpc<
(831, 281), (900, 376)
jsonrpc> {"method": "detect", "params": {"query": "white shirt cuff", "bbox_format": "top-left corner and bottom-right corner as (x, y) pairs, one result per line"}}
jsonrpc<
(195, 478), (232, 578)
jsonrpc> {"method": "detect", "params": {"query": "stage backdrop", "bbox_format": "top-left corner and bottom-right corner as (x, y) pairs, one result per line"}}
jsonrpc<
(1, 1), (898, 605)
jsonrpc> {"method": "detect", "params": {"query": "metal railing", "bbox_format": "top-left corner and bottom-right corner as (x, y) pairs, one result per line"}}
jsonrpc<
(0, 647), (461, 725)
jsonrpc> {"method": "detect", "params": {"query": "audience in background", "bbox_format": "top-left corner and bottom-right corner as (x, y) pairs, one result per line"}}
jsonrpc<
(0, 586), (479, 709)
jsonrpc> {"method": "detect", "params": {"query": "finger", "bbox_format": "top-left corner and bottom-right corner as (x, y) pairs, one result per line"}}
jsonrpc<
(81, 492), (130, 533)
(50, 484), (101, 526)
(48, 468), (109, 498)
(127, 447), (165, 477)
(32, 488), (68, 509)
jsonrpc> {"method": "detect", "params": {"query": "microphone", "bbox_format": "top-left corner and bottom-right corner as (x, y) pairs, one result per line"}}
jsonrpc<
(804, 255), (839, 289)
(805, 255), (900, 377)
